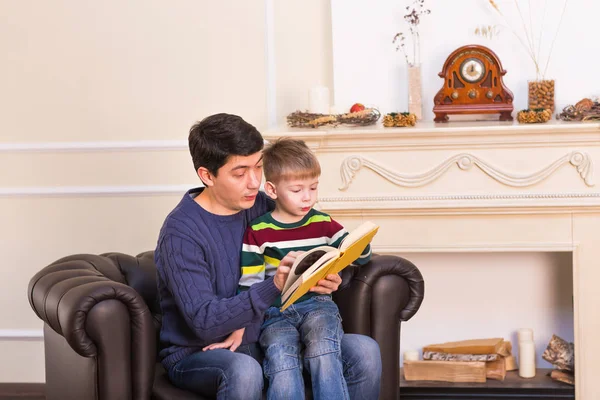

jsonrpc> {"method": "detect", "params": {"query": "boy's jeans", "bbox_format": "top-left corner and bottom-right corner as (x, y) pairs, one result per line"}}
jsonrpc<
(260, 295), (349, 400)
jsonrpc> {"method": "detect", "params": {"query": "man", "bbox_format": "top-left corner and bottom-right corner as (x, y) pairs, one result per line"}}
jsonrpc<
(155, 113), (382, 399)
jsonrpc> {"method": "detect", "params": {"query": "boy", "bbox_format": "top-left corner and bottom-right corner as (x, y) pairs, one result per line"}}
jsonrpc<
(206, 138), (371, 399)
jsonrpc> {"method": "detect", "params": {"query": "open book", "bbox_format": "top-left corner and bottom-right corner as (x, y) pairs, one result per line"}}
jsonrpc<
(280, 221), (379, 311)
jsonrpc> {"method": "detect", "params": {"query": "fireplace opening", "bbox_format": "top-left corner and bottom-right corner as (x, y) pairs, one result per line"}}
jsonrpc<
(395, 251), (575, 396)
(397, 251), (574, 366)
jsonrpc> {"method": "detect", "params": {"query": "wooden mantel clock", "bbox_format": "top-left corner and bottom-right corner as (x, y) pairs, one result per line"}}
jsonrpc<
(433, 44), (514, 122)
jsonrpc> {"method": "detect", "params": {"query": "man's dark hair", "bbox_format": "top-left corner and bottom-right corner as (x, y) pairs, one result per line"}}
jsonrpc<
(188, 113), (264, 176)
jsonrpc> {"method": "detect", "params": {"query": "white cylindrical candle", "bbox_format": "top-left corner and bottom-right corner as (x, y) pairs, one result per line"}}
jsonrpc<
(518, 340), (536, 378)
(403, 350), (419, 362)
(518, 328), (534, 343)
(308, 86), (330, 114)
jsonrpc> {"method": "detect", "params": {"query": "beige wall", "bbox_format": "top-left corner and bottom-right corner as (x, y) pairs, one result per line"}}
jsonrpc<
(274, 1), (334, 123)
(0, 0), (268, 142)
(1, 0), (569, 384)
(0, 0), (332, 382)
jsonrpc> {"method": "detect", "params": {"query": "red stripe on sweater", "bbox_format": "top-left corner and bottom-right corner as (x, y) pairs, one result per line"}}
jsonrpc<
(244, 219), (343, 246)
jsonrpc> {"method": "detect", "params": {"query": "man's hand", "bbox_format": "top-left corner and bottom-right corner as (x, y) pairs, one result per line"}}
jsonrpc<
(309, 273), (342, 294)
(202, 328), (245, 352)
(273, 251), (301, 291)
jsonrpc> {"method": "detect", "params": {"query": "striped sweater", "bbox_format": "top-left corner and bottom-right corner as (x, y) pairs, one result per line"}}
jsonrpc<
(239, 208), (372, 306)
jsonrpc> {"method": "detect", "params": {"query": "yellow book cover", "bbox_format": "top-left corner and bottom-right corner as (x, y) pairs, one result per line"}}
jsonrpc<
(280, 221), (379, 311)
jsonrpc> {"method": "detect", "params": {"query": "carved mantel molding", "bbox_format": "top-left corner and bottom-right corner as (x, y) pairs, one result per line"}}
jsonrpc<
(339, 151), (594, 191)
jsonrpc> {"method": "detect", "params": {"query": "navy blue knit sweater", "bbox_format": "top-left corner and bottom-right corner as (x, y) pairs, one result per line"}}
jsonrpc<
(155, 188), (279, 369)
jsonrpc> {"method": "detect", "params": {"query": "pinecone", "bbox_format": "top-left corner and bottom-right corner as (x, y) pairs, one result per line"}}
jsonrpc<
(517, 109), (551, 124)
(575, 98), (594, 113)
(383, 114), (395, 127)
(395, 113), (417, 127)
(383, 112), (416, 127)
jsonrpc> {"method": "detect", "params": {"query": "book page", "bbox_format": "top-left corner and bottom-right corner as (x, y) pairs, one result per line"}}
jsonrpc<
(281, 246), (337, 296)
(339, 221), (379, 252)
(330, 222), (379, 275)
(280, 255), (338, 307)
(281, 249), (340, 304)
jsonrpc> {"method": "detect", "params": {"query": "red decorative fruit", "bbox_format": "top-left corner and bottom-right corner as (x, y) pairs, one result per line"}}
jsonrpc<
(350, 103), (365, 113)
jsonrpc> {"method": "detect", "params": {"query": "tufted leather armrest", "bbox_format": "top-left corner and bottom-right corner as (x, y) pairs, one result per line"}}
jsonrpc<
(28, 254), (157, 400)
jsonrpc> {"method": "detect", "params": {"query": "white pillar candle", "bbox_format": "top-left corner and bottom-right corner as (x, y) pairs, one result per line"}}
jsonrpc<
(517, 328), (534, 342)
(518, 340), (536, 378)
(403, 350), (419, 362)
(308, 86), (330, 114)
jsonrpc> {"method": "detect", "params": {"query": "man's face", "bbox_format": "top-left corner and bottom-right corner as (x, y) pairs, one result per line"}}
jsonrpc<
(207, 151), (264, 214)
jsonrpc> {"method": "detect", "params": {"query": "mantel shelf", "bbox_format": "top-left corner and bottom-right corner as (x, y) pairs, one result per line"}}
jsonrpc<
(267, 120), (600, 135)
(264, 120), (600, 146)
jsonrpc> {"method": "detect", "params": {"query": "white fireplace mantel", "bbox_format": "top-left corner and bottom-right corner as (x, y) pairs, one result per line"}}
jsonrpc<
(265, 120), (600, 399)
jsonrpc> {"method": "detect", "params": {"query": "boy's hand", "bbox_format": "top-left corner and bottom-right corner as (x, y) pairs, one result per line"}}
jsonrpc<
(310, 273), (342, 294)
(202, 328), (245, 352)
(274, 251), (301, 291)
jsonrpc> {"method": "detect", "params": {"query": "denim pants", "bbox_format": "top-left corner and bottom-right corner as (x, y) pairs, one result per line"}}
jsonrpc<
(167, 301), (382, 400)
(260, 295), (347, 400)
(167, 343), (265, 400)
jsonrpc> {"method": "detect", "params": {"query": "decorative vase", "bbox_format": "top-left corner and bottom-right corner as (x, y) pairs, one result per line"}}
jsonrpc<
(407, 64), (423, 120)
(528, 80), (555, 113)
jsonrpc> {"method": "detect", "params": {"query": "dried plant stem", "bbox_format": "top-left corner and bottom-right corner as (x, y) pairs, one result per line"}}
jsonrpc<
(528, 0), (534, 51)
(514, 0), (540, 77)
(511, 32), (540, 76)
(416, 32), (421, 66)
(543, 0), (568, 78)
(401, 49), (409, 65)
(287, 109), (381, 128)
(536, 0), (548, 79)
(412, 34), (416, 66)
(488, 1), (540, 79)
(409, 27), (417, 67)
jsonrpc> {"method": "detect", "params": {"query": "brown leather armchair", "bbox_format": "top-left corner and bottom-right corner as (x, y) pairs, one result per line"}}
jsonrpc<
(28, 252), (424, 400)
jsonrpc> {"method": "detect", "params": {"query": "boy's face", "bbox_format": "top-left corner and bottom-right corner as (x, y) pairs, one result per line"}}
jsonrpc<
(202, 151), (264, 214)
(267, 176), (319, 221)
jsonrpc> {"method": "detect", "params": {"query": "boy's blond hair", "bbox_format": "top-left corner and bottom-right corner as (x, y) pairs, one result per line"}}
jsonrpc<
(263, 138), (321, 184)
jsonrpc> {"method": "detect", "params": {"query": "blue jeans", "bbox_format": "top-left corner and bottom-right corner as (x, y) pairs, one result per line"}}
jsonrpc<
(167, 302), (382, 400)
(259, 296), (351, 400)
(167, 344), (264, 400)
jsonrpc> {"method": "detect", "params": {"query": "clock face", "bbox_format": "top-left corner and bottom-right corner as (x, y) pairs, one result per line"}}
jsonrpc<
(460, 58), (485, 83)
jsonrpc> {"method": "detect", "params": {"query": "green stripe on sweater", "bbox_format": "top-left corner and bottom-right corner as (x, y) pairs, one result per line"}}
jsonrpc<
(251, 214), (331, 231)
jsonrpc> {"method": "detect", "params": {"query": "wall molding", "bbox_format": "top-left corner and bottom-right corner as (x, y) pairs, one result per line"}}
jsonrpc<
(0, 184), (194, 197)
(321, 192), (600, 203)
(0, 140), (188, 153)
(0, 329), (44, 340)
(316, 192), (600, 215)
(374, 243), (576, 253)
